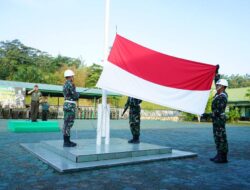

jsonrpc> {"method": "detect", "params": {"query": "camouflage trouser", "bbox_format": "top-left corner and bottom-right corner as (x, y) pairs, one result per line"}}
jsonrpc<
(30, 101), (39, 121)
(129, 106), (141, 136)
(212, 116), (228, 154)
(63, 102), (76, 137)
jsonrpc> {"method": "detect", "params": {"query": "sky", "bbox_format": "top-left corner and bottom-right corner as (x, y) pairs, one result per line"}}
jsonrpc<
(0, 0), (250, 75)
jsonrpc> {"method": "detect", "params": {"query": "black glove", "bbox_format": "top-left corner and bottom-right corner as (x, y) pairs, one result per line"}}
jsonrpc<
(215, 64), (220, 74)
(213, 111), (221, 117)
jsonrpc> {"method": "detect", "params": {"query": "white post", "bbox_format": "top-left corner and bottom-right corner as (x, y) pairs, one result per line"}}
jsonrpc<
(96, 0), (111, 145)
(96, 104), (102, 145)
(105, 104), (110, 144)
(101, 95), (106, 138)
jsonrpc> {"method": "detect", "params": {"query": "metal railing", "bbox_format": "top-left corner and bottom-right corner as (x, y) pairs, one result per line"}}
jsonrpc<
(0, 107), (180, 121)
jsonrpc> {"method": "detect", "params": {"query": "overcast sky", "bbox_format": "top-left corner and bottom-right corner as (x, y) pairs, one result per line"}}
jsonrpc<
(1, 0), (250, 75)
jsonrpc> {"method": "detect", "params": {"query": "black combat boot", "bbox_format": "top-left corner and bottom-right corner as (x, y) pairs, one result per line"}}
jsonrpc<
(210, 152), (219, 162)
(128, 136), (135, 143)
(221, 153), (228, 163)
(128, 135), (140, 144)
(133, 135), (140, 144)
(213, 153), (228, 163)
(63, 135), (77, 147)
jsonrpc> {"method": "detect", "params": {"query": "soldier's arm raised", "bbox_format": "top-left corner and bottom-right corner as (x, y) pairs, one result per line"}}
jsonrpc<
(27, 89), (35, 94)
(214, 65), (220, 85)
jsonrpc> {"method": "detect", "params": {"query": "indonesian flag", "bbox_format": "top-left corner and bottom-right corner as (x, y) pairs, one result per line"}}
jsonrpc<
(97, 34), (216, 115)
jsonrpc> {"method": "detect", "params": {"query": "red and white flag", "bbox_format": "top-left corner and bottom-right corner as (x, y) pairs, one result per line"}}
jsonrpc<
(97, 34), (216, 115)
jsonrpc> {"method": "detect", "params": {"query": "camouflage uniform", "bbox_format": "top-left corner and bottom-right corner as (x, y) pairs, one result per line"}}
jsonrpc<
(212, 75), (228, 155)
(30, 91), (42, 121)
(125, 97), (142, 137)
(63, 80), (79, 137)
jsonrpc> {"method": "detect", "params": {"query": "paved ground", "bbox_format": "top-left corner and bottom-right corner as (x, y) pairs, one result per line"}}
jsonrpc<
(0, 119), (250, 190)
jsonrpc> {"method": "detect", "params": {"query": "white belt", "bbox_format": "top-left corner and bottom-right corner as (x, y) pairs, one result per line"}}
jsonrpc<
(65, 100), (76, 104)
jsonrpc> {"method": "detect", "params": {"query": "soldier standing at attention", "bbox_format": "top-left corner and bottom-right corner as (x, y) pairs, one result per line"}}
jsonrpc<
(63, 69), (79, 147)
(123, 97), (142, 144)
(28, 85), (42, 122)
(210, 65), (229, 163)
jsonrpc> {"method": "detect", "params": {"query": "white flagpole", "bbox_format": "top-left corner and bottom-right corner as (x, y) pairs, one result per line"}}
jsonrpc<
(104, 0), (110, 145)
(97, 0), (110, 145)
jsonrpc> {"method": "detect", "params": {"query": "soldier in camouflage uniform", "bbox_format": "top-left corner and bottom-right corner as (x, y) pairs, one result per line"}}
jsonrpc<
(28, 85), (42, 122)
(62, 69), (79, 147)
(124, 97), (142, 144)
(210, 65), (229, 163)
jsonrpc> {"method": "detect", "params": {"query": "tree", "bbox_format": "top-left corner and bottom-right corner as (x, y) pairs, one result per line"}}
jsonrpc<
(0, 39), (31, 79)
(52, 64), (88, 87)
(85, 64), (103, 87)
(0, 39), (83, 85)
(181, 112), (197, 121)
(12, 66), (45, 83)
(52, 55), (81, 68)
(0, 39), (51, 81)
(74, 66), (88, 87)
(221, 74), (250, 88)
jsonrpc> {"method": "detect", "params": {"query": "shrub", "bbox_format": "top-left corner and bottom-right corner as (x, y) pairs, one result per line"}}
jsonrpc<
(181, 112), (197, 121)
(227, 107), (240, 123)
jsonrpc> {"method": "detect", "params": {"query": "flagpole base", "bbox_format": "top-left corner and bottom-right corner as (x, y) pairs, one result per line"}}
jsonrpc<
(96, 104), (110, 145)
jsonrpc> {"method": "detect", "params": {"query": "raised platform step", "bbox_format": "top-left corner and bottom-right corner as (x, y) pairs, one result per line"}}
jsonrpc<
(8, 120), (60, 132)
(40, 138), (172, 163)
(21, 138), (197, 172)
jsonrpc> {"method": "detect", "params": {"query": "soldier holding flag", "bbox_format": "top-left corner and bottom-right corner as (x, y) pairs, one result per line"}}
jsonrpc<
(210, 65), (229, 163)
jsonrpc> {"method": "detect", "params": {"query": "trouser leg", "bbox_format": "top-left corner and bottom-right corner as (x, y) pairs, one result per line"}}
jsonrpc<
(63, 111), (75, 137)
(31, 101), (38, 121)
(213, 121), (228, 154)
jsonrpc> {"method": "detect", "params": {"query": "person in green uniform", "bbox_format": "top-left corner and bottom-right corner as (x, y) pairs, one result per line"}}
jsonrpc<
(28, 85), (42, 122)
(62, 69), (79, 147)
(123, 97), (142, 144)
(210, 65), (229, 163)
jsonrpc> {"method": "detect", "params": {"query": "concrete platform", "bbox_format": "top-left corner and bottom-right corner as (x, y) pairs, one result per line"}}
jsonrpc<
(39, 138), (172, 163)
(8, 120), (60, 132)
(21, 138), (197, 172)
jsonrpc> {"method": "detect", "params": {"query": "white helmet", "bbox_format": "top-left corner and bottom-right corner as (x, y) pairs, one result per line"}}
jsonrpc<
(64, 69), (75, 77)
(216, 79), (228, 87)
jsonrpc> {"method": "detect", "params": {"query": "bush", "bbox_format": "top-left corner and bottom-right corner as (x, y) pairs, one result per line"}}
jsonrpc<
(181, 112), (198, 121)
(227, 107), (240, 123)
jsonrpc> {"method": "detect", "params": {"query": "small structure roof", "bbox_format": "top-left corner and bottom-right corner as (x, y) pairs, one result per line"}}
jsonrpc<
(227, 87), (250, 102)
(0, 80), (120, 99)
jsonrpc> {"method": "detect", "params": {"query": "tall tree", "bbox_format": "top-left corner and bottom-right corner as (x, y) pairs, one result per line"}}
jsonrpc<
(85, 64), (103, 88)
(221, 74), (250, 88)
(0, 39), (82, 84)
(53, 65), (88, 87)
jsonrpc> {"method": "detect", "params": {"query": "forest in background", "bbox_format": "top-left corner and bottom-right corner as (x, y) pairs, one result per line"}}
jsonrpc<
(1, 39), (249, 88)
(1, 39), (249, 110)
